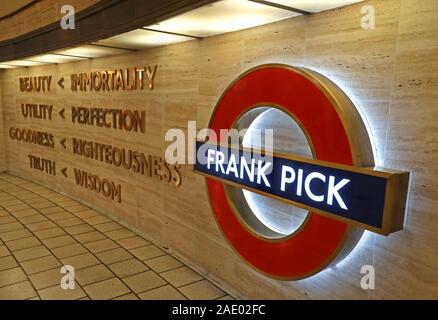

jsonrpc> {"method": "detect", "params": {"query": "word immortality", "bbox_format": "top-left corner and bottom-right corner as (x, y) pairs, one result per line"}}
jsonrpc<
(71, 66), (157, 91)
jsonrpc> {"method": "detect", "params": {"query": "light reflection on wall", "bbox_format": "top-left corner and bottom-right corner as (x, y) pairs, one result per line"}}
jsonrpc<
(302, 66), (380, 166)
(297, 66), (379, 281)
(241, 107), (312, 236)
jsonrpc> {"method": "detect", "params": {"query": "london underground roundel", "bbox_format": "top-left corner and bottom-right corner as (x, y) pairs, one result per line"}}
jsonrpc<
(194, 64), (410, 280)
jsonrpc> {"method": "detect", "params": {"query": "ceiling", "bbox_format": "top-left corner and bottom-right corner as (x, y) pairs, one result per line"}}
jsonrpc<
(0, 0), (364, 69)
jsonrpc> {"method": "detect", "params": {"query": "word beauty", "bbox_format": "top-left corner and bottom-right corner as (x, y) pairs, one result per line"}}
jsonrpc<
(19, 76), (52, 92)
(194, 142), (409, 235)
(71, 66), (157, 91)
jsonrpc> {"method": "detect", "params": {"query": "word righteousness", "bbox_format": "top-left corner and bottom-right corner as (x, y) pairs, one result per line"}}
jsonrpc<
(71, 66), (157, 91)
(72, 138), (181, 187)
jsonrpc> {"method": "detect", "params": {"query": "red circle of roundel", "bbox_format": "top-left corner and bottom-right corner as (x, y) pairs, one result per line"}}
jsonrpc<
(207, 66), (354, 279)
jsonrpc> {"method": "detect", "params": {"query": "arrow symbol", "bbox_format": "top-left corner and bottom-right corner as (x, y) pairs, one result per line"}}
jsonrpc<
(61, 168), (68, 178)
(60, 138), (66, 149)
(57, 77), (64, 89)
(59, 108), (65, 119)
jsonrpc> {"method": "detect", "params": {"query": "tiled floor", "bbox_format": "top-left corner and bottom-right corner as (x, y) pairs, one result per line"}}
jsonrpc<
(0, 173), (234, 300)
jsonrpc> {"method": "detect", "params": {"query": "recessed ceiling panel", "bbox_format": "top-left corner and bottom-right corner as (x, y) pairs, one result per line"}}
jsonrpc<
(93, 29), (193, 50)
(2, 60), (49, 67)
(53, 45), (129, 58)
(146, 0), (301, 38)
(266, 0), (364, 13)
(0, 64), (17, 69)
(27, 53), (88, 64)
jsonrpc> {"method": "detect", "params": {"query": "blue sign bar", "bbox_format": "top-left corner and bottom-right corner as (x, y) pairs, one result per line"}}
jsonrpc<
(194, 142), (392, 231)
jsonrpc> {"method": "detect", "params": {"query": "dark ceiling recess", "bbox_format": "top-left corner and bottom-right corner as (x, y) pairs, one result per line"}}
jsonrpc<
(0, 0), (218, 63)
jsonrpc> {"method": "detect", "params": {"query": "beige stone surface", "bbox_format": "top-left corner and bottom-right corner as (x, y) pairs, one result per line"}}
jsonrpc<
(20, 255), (61, 275)
(160, 266), (203, 287)
(6, 236), (41, 251)
(83, 278), (130, 300)
(138, 285), (186, 300)
(76, 264), (114, 286)
(144, 255), (183, 273)
(0, 256), (18, 271)
(95, 247), (132, 264)
(0, 267), (27, 287)
(61, 253), (100, 270)
(38, 284), (86, 300)
(0, 0), (437, 299)
(179, 280), (225, 300)
(13, 245), (51, 262)
(29, 267), (64, 290)
(122, 271), (167, 294)
(0, 281), (37, 300)
(107, 258), (149, 278)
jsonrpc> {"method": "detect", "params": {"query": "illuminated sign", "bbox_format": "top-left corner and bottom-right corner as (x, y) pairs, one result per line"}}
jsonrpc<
(195, 142), (408, 235)
(194, 64), (410, 280)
